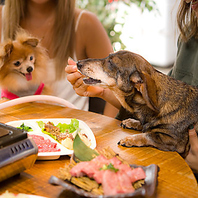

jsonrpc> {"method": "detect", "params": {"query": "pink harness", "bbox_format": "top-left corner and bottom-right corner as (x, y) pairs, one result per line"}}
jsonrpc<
(1, 83), (45, 100)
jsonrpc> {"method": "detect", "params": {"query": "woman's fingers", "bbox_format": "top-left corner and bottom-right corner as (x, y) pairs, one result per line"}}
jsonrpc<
(65, 64), (78, 74)
(66, 70), (82, 85)
(65, 62), (89, 96)
(188, 128), (198, 154)
(185, 127), (198, 172)
(68, 58), (76, 65)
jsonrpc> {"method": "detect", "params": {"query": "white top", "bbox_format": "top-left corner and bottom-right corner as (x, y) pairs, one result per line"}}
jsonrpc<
(45, 58), (88, 111)
(46, 10), (88, 111)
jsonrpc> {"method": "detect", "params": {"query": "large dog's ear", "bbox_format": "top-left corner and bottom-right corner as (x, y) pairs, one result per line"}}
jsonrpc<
(0, 43), (13, 69)
(23, 38), (39, 47)
(131, 71), (158, 112)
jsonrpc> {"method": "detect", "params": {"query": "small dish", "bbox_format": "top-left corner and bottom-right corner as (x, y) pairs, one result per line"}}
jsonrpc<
(49, 164), (159, 198)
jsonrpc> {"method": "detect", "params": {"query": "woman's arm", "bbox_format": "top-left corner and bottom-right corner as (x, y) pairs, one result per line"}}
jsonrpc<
(73, 10), (119, 116)
(77, 10), (113, 59)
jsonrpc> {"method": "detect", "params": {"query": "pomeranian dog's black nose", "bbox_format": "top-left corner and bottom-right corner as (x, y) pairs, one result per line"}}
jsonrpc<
(27, 66), (33, 73)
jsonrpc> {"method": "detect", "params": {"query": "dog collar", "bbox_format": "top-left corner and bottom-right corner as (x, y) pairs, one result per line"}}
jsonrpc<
(34, 83), (44, 95)
(1, 83), (45, 100)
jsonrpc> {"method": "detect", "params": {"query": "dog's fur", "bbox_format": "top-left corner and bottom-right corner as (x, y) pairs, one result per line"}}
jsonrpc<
(0, 30), (50, 99)
(77, 50), (198, 158)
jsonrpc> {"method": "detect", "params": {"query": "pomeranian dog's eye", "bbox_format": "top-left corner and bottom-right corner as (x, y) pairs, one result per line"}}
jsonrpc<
(30, 56), (33, 61)
(14, 61), (21, 67)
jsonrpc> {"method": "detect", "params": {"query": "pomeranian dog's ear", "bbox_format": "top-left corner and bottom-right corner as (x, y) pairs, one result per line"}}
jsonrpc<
(15, 28), (39, 47)
(22, 38), (39, 48)
(4, 43), (13, 55)
(0, 42), (13, 69)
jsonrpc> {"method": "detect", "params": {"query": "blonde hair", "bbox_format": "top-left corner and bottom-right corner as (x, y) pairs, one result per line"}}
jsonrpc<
(3, 0), (76, 79)
(177, 0), (198, 42)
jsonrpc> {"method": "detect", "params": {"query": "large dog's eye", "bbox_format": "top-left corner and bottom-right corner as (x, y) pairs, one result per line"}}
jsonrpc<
(108, 59), (112, 64)
(108, 59), (116, 71)
(14, 61), (21, 67)
(108, 59), (114, 67)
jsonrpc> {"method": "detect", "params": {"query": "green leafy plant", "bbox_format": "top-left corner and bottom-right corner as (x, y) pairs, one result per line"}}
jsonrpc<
(100, 163), (119, 172)
(17, 123), (33, 132)
(77, 0), (157, 50)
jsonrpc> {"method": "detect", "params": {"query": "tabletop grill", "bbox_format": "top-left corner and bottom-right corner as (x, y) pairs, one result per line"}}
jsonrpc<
(0, 122), (38, 182)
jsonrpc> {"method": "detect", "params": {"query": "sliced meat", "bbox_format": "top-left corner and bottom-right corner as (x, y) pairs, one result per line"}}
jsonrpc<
(70, 161), (90, 177)
(117, 171), (135, 194)
(125, 167), (146, 183)
(102, 170), (120, 195)
(69, 155), (146, 196)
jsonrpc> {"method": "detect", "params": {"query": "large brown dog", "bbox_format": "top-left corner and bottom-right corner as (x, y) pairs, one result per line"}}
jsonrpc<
(77, 50), (198, 158)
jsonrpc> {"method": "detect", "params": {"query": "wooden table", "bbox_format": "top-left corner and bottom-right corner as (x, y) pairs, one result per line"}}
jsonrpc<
(0, 102), (197, 198)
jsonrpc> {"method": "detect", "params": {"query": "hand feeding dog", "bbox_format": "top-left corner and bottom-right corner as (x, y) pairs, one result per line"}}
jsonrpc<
(77, 50), (198, 158)
(0, 29), (50, 100)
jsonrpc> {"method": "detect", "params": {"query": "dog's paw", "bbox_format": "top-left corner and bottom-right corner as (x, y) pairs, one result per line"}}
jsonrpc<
(121, 118), (142, 131)
(118, 134), (145, 147)
(117, 136), (136, 147)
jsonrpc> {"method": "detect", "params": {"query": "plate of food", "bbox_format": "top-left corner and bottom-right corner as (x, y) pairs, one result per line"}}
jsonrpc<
(49, 146), (159, 198)
(6, 118), (96, 160)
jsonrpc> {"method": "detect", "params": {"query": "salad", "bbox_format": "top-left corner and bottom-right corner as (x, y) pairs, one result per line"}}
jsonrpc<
(37, 119), (91, 150)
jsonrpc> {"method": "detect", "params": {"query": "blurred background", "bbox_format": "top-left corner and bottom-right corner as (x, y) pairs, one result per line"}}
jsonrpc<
(77, 0), (180, 73)
(0, 0), (180, 74)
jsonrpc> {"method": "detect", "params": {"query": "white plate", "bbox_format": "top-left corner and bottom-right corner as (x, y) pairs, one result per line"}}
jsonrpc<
(0, 192), (46, 198)
(6, 118), (96, 160)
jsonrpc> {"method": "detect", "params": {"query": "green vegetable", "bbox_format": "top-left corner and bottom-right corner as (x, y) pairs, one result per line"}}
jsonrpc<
(42, 130), (57, 140)
(17, 123), (33, 132)
(73, 132), (99, 161)
(100, 163), (119, 173)
(37, 119), (79, 134)
(57, 119), (79, 133)
(37, 121), (45, 129)
(36, 119), (80, 142)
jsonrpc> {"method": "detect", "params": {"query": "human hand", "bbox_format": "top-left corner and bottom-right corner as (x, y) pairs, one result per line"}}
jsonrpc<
(65, 59), (104, 98)
(185, 126), (198, 173)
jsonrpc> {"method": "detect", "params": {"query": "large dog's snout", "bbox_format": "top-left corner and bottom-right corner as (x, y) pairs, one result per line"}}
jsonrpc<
(77, 61), (83, 70)
(27, 66), (33, 73)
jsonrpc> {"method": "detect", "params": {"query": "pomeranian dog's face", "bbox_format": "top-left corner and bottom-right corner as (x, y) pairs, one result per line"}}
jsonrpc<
(0, 32), (48, 92)
(3, 43), (36, 81)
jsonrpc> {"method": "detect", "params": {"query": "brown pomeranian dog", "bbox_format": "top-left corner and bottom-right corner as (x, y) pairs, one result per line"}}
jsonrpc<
(0, 29), (50, 100)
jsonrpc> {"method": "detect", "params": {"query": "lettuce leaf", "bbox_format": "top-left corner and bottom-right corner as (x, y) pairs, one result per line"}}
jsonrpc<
(56, 119), (79, 133)
(37, 119), (79, 133)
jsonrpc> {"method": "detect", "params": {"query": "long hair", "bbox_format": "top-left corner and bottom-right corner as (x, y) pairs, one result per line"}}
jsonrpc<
(3, 0), (76, 79)
(177, 0), (198, 42)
